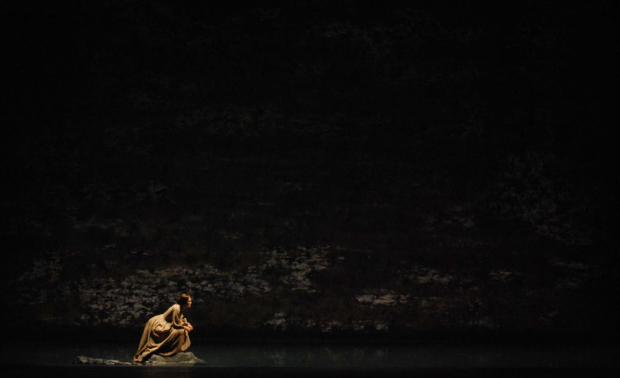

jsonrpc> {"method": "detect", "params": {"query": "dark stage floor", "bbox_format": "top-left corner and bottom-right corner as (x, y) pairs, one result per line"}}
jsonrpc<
(2, 339), (618, 378)
(3, 365), (618, 378)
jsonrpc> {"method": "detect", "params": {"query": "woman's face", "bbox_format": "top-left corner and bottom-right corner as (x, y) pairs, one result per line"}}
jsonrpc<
(186, 297), (192, 308)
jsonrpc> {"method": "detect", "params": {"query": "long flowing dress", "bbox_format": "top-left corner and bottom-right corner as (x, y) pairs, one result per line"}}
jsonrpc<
(134, 304), (191, 363)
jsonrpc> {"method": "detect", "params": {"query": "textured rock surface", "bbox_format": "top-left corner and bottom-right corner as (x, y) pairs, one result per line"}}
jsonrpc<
(3, 2), (614, 345)
(72, 352), (205, 365)
(147, 352), (205, 365)
(7, 242), (608, 338)
(73, 356), (132, 365)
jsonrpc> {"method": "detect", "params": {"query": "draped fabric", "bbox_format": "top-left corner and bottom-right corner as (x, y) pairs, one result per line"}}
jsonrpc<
(133, 304), (191, 363)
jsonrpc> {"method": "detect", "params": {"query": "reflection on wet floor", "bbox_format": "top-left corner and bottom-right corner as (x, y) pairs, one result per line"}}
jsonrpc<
(1, 340), (618, 369)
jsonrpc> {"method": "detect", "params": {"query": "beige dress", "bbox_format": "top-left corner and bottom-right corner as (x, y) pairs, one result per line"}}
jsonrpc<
(134, 304), (191, 363)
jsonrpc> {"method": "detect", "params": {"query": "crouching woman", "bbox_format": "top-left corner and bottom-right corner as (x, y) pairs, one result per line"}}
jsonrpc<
(134, 294), (194, 364)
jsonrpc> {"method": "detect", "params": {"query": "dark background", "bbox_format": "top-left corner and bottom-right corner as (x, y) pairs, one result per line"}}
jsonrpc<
(1, 1), (616, 343)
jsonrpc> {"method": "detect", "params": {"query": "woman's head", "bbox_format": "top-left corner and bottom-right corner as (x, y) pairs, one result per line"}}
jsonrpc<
(177, 294), (192, 307)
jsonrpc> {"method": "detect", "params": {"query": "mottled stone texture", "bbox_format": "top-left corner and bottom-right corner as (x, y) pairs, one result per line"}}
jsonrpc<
(4, 1), (614, 344)
(148, 352), (205, 365)
(73, 356), (132, 365)
(8, 242), (610, 340)
(72, 352), (204, 365)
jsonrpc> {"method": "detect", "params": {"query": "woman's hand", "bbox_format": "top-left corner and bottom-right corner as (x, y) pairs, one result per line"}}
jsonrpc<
(186, 323), (194, 331)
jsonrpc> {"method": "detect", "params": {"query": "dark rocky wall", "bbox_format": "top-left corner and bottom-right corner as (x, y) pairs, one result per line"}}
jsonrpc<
(2, 1), (616, 342)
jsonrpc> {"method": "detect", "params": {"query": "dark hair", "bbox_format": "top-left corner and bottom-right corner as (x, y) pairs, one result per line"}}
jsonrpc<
(177, 294), (191, 305)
